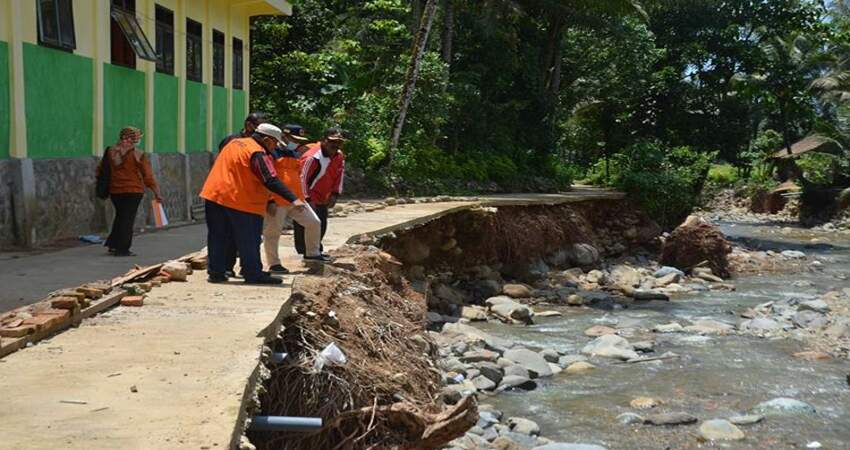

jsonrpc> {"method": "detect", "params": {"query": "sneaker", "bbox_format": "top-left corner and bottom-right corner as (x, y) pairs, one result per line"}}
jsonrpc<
(208, 273), (228, 283)
(268, 264), (290, 274)
(225, 270), (237, 278)
(304, 254), (333, 263)
(244, 275), (284, 285)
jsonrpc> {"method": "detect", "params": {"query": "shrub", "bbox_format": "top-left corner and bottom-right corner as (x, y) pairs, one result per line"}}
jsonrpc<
(707, 164), (739, 186)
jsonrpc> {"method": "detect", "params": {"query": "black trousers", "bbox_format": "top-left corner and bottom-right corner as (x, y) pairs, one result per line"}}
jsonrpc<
(205, 200), (265, 281)
(294, 203), (328, 254)
(106, 193), (143, 252)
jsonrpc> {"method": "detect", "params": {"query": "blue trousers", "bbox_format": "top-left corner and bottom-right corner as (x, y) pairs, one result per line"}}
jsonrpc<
(205, 200), (264, 281)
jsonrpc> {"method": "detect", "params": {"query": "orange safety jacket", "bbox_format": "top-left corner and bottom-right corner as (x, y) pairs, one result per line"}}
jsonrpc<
(271, 153), (305, 205)
(200, 138), (269, 216)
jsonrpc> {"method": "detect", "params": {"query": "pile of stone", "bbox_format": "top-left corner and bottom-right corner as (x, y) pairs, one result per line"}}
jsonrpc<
(447, 405), (606, 450)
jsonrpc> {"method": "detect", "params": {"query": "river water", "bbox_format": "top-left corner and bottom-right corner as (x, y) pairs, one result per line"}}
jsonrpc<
(481, 222), (850, 449)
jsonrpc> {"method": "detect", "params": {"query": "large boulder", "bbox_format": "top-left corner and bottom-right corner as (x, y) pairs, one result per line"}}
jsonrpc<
(660, 215), (732, 278)
(568, 243), (600, 268)
(580, 335), (640, 360)
(486, 296), (534, 325)
(503, 348), (553, 378)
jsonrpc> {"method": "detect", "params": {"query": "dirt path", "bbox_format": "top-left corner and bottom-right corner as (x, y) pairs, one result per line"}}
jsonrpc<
(0, 189), (621, 450)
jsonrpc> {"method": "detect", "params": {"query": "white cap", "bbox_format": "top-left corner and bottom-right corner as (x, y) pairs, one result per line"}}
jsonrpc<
(255, 123), (285, 144)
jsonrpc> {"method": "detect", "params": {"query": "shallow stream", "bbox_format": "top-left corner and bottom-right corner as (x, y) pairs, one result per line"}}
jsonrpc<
(482, 222), (850, 449)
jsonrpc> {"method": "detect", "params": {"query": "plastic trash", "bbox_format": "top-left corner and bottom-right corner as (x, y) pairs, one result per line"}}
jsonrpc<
(313, 342), (347, 372)
(79, 235), (104, 244)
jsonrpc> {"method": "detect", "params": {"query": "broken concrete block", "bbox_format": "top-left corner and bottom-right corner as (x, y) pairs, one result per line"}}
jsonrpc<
(162, 261), (190, 281)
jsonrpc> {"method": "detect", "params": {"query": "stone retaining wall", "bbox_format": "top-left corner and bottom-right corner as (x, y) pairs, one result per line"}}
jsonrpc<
(0, 152), (214, 249)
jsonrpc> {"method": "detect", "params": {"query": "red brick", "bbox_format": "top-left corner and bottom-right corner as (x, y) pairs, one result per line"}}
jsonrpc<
(121, 296), (145, 307)
(50, 297), (80, 310)
(22, 310), (70, 331)
(76, 287), (104, 299)
(0, 325), (36, 338)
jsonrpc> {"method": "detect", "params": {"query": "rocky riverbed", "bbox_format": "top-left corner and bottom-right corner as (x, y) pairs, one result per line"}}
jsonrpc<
(423, 219), (850, 449)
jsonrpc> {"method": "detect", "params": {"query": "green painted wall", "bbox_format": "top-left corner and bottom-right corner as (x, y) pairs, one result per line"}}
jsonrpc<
(232, 89), (246, 134)
(0, 41), (9, 159)
(212, 86), (228, 148)
(23, 43), (93, 159)
(153, 73), (179, 152)
(103, 63), (146, 150)
(185, 80), (207, 152)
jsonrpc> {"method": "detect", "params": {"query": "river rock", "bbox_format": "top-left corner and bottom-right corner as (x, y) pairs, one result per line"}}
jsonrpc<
(654, 266), (685, 278)
(781, 250), (806, 259)
(504, 364), (530, 378)
(442, 322), (514, 350)
(644, 412), (698, 426)
(533, 445), (607, 450)
(487, 296), (534, 324)
(472, 375), (497, 391)
(507, 417), (540, 436)
(504, 348), (553, 378)
(632, 290), (670, 301)
(825, 319), (850, 338)
(684, 319), (735, 335)
(728, 414), (764, 425)
(498, 375), (537, 391)
(617, 412), (645, 425)
(536, 310), (563, 317)
(558, 355), (587, 367)
(581, 335), (639, 360)
(793, 351), (831, 361)
(585, 325), (618, 337)
(540, 349), (560, 363)
(461, 306), (488, 321)
(477, 362), (504, 384)
(461, 350), (500, 363)
(630, 397), (660, 409)
(653, 322), (684, 333)
(742, 317), (783, 332)
(792, 310), (829, 329)
(753, 398), (816, 416)
(503, 284), (533, 298)
(699, 419), (745, 441)
(565, 361), (596, 374)
(798, 300), (830, 313)
(654, 272), (681, 287)
(494, 433), (539, 449)
(632, 341), (655, 352)
(610, 265), (641, 289)
(567, 294), (586, 306)
(569, 243), (600, 267)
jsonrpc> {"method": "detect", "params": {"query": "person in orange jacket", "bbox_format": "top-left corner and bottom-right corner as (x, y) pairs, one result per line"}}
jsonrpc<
(262, 124), (327, 274)
(200, 124), (307, 285)
(295, 127), (347, 256)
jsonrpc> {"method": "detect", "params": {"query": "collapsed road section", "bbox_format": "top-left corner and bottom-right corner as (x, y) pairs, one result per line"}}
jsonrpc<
(0, 189), (625, 450)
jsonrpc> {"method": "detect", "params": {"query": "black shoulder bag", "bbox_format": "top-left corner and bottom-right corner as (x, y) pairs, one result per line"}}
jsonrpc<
(96, 147), (111, 200)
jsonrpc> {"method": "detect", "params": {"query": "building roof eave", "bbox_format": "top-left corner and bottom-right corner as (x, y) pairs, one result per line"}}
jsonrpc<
(230, 0), (292, 16)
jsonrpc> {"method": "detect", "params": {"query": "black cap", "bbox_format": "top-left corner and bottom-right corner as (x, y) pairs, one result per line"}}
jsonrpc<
(323, 127), (347, 141)
(283, 124), (309, 142)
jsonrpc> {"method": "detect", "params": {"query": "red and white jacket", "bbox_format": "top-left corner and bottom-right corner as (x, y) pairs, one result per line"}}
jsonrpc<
(299, 143), (345, 205)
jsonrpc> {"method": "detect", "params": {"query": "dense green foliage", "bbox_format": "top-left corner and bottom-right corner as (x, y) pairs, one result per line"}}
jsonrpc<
(250, 0), (850, 219)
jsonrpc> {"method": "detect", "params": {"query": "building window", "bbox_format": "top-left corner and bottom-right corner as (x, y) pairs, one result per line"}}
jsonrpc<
(155, 5), (174, 75)
(213, 30), (225, 87)
(186, 19), (203, 82)
(233, 38), (244, 90)
(110, 0), (157, 68)
(37, 0), (77, 51)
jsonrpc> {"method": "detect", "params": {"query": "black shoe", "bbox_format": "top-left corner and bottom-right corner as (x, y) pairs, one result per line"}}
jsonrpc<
(114, 250), (136, 257)
(304, 254), (333, 263)
(225, 270), (237, 278)
(268, 264), (290, 274)
(208, 273), (228, 283)
(244, 275), (283, 285)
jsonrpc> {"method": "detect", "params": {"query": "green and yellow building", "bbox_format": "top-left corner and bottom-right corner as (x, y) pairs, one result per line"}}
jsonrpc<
(0, 0), (290, 247)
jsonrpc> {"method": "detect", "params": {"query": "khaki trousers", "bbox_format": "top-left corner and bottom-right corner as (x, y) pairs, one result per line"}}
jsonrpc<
(262, 203), (321, 267)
